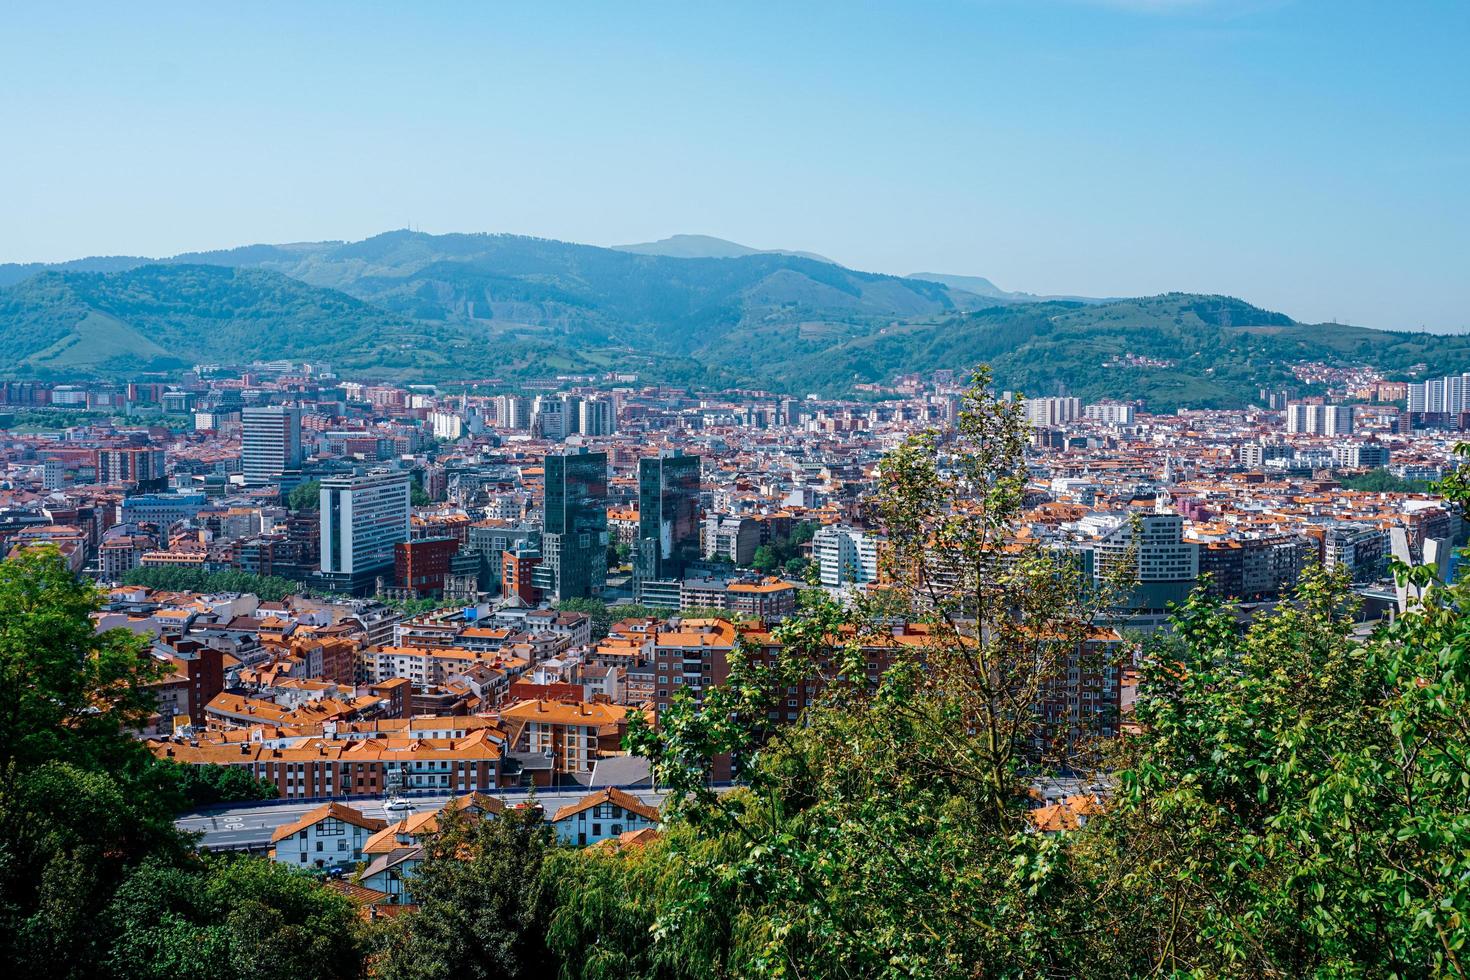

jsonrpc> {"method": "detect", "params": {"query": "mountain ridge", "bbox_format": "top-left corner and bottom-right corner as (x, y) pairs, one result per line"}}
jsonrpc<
(3, 231), (1467, 409)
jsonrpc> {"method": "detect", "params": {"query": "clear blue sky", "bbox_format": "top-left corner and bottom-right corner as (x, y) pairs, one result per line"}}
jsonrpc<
(2, 1), (1466, 330)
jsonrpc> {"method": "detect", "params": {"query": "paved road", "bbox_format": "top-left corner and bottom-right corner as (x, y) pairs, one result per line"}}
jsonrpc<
(179, 787), (666, 850)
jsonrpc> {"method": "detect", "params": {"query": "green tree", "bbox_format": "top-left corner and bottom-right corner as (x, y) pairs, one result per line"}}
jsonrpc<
(410, 479), (432, 506)
(374, 806), (557, 980)
(165, 761), (279, 808)
(0, 548), (363, 979)
(749, 545), (777, 574)
(0, 549), (169, 772)
(288, 479), (321, 511)
(105, 855), (365, 980)
(623, 369), (1131, 975)
(1089, 453), (1470, 975)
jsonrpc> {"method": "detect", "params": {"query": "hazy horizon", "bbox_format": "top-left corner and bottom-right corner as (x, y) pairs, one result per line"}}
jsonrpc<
(2, 1), (1466, 331)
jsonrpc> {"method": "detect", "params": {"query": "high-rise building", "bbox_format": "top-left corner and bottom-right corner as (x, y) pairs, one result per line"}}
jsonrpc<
(578, 397), (616, 436)
(534, 450), (608, 601)
(1024, 397), (1081, 426)
(1091, 510), (1199, 615)
(1408, 373), (1470, 414)
(241, 405), (303, 486)
(813, 525), (880, 588)
(531, 396), (570, 440)
(97, 447), (166, 488)
(493, 395), (531, 430)
(1083, 403), (1135, 425)
(1333, 442), (1391, 469)
(634, 451), (702, 599)
(1285, 403), (1353, 435)
(318, 470), (411, 594)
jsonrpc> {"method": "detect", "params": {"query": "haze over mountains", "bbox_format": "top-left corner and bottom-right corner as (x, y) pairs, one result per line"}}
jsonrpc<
(2, 230), (1467, 409)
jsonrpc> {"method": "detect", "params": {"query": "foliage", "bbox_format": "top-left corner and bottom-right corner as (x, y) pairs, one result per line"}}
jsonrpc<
(288, 479), (321, 511)
(1335, 467), (1432, 493)
(373, 806), (557, 980)
(165, 760), (279, 808)
(545, 821), (739, 980)
(104, 855), (366, 980)
(741, 521), (814, 575)
(120, 564), (301, 601)
(554, 599), (680, 640)
(750, 545), (777, 573)
(0, 549), (170, 772)
(9, 237), (1470, 404)
(620, 369), (1132, 975)
(0, 548), (356, 979)
(376, 594), (445, 617)
(410, 479), (432, 507)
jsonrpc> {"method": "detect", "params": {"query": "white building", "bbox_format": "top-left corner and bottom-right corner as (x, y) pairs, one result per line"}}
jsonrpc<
(578, 397), (616, 436)
(813, 525), (881, 588)
(1285, 403), (1353, 436)
(241, 405), (303, 486)
(1083, 403), (1135, 425)
(1408, 373), (1470, 414)
(319, 469), (411, 590)
(269, 802), (386, 870)
(1333, 442), (1390, 469)
(550, 788), (661, 847)
(1025, 397), (1082, 427)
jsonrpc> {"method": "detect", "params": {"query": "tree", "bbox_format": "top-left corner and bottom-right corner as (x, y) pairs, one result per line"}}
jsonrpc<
(120, 566), (301, 602)
(0, 550), (188, 976)
(374, 806), (557, 980)
(104, 855), (366, 980)
(165, 761), (278, 808)
(288, 479), (321, 511)
(0, 549), (169, 772)
(623, 369), (1132, 975)
(0, 548), (362, 979)
(1087, 452), (1470, 976)
(750, 545), (777, 574)
(410, 479), (432, 507)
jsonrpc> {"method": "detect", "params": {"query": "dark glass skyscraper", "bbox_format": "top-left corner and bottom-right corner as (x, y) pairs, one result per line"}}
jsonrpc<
(538, 449), (608, 600)
(635, 450), (702, 597)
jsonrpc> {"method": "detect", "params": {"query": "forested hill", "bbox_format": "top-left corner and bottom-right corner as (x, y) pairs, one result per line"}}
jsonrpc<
(3, 232), (1469, 409)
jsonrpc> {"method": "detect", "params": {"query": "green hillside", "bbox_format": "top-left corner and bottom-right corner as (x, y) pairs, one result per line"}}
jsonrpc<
(3, 234), (1469, 408)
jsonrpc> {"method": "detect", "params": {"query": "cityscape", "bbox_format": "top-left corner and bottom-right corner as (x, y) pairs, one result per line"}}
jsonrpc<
(3, 2), (1469, 978)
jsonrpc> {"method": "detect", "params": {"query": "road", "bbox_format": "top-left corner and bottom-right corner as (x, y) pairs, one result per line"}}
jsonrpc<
(179, 786), (666, 850)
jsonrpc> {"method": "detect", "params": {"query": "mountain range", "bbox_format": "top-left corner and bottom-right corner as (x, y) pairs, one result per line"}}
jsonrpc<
(2, 230), (1467, 410)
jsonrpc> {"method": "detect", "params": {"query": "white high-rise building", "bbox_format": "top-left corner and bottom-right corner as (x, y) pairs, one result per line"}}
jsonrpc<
(531, 396), (569, 440)
(1024, 397), (1081, 426)
(493, 395), (531, 430)
(241, 405), (302, 486)
(1407, 372), (1470, 414)
(319, 470), (411, 592)
(1285, 403), (1353, 436)
(579, 397), (616, 436)
(813, 525), (881, 588)
(1083, 403), (1135, 425)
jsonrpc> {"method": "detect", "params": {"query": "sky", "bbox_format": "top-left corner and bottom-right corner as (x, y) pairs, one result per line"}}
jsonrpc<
(1, 0), (1466, 330)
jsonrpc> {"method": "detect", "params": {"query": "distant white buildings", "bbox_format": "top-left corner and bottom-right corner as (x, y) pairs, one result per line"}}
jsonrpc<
(1084, 403), (1135, 425)
(1285, 403), (1353, 436)
(1025, 397), (1082, 426)
(1408, 372), (1470, 413)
